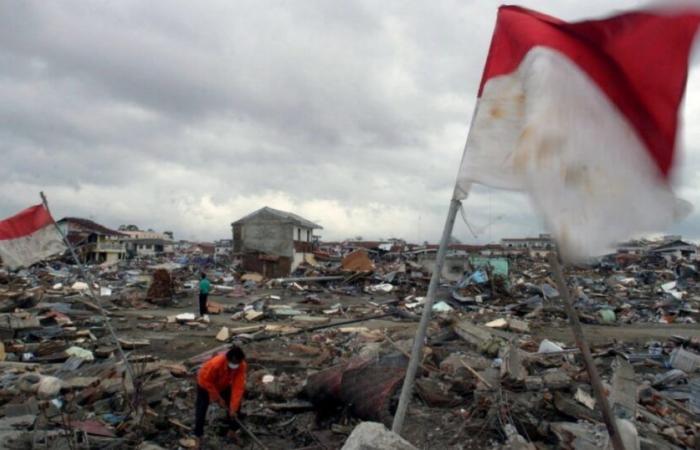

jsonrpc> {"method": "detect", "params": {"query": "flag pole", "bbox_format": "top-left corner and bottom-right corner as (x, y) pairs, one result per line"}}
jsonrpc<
(547, 252), (626, 450)
(39, 192), (138, 409)
(392, 197), (461, 433)
(392, 101), (481, 434)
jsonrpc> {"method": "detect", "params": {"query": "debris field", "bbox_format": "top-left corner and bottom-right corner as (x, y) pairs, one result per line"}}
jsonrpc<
(0, 250), (699, 449)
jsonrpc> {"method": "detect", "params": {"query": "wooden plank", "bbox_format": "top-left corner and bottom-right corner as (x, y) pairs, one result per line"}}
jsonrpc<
(611, 356), (637, 420)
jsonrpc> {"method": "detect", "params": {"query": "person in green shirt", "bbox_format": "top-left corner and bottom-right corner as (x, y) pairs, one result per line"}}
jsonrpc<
(199, 273), (211, 317)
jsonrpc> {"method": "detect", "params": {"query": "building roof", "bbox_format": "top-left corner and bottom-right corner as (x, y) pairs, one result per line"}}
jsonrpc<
(58, 217), (126, 236)
(650, 240), (696, 252)
(232, 206), (323, 229)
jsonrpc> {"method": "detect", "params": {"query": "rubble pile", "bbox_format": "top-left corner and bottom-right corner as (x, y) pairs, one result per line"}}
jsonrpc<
(0, 247), (698, 449)
(145, 269), (174, 305)
(0, 290), (193, 447)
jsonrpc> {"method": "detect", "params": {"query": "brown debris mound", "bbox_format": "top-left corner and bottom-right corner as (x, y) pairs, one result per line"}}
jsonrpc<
(146, 269), (174, 305)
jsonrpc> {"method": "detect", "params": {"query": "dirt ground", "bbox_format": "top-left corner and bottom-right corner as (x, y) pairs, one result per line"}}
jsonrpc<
(115, 292), (408, 360)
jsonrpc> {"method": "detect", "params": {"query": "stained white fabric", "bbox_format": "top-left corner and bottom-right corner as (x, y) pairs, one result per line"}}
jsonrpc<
(455, 48), (688, 260)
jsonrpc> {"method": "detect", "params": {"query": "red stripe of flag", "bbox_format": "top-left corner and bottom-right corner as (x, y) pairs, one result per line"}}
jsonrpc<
(0, 205), (55, 241)
(479, 5), (700, 179)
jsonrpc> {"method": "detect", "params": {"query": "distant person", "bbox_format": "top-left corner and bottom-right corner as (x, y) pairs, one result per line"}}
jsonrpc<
(193, 345), (248, 445)
(198, 273), (210, 318)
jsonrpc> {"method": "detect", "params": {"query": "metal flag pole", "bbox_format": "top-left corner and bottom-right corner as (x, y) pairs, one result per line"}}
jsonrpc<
(39, 192), (138, 407)
(392, 198), (461, 433)
(392, 102), (481, 434)
(547, 252), (626, 450)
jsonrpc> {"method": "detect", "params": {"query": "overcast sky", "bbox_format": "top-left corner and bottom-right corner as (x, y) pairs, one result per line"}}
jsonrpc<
(2, 0), (700, 243)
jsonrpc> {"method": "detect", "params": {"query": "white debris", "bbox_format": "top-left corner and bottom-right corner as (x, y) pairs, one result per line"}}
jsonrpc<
(175, 313), (196, 322)
(538, 339), (564, 353)
(341, 422), (417, 450)
(71, 281), (89, 291)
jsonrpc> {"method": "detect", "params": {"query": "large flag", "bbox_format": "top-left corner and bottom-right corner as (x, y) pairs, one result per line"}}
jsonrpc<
(455, 6), (700, 260)
(0, 205), (67, 270)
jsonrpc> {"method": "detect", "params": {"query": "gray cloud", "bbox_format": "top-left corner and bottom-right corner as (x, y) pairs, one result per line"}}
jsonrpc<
(2, 0), (700, 244)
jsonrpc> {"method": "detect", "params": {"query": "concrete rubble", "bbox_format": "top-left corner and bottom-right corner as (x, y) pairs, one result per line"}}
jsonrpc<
(0, 243), (698, 449)
(341, 422), (417, 450)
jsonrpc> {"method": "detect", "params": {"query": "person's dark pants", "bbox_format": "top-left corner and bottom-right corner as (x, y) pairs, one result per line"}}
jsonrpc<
(194, 385), (241, 437)
(199, 293), (208, 316)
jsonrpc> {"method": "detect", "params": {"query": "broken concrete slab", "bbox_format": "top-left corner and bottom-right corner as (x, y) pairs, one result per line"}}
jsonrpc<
(341, 422), (416, 450)
(215, 326), (230, 342)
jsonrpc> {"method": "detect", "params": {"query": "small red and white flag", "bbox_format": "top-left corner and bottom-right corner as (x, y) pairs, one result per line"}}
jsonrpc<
(455, 6), (700, 260)
(0, 205), (67, 270)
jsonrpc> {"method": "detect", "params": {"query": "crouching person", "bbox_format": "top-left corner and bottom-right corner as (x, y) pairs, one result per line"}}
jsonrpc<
(194, 344), (247, 444)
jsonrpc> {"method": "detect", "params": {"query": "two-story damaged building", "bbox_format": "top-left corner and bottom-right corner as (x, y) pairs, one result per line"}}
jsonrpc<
(650, 239), (698, 262)
(500, 234), (555, 258)
(120, 227), (174, 258)
(57, 217), (127, 264)
(231, 207), (322, 277)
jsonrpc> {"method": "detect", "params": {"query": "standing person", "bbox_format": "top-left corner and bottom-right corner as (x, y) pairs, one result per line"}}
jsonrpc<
(193, 345), (248, 445)
(198, 273), (211, 318)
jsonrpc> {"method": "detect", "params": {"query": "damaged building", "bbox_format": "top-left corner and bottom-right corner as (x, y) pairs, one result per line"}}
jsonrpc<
(231, 207), (322, 277)
(501, 234), (555, 258)
(56, 217), (127, 264)
(121, 227), (174, 258)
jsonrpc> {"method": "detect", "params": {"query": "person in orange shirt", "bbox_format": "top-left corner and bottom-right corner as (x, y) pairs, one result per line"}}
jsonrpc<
(194, 344), (248, 442)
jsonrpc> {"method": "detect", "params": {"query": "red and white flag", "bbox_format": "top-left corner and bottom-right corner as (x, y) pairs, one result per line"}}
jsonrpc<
(455, 6), (700, 260)
(0, 205), (67, 270)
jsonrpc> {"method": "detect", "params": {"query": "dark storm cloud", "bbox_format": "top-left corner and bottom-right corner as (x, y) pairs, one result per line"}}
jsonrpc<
(2, 0), (699, 243)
